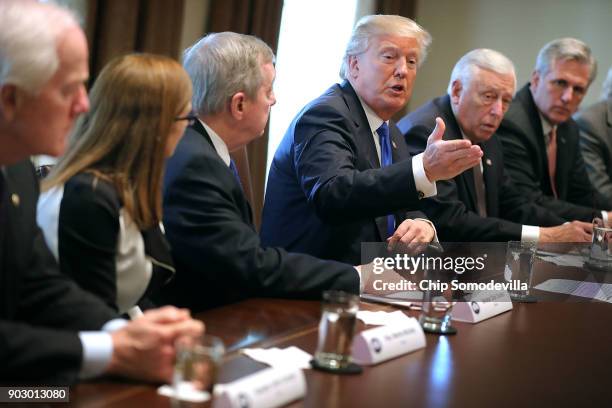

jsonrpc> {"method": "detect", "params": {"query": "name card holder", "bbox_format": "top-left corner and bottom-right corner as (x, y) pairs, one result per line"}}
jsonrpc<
(352, 318), (426, 365)
(213, 367), (306, 408)
(452, 290), (513, 323)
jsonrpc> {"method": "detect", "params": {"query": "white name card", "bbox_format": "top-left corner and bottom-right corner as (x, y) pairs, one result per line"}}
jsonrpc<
(351, 317), (426, 365)
(212, 367), (306, 408)
(452, 290), (513, 323)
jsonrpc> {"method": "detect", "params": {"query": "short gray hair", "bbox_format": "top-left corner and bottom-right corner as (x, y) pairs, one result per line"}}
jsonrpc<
(0, 0), (80, 94)
(183, 32), (275, 116)
(339, 14), (432, 80)
(601, 66), (612, 100)
(447, 48), (516, 95)
(534, 37), (597, 84)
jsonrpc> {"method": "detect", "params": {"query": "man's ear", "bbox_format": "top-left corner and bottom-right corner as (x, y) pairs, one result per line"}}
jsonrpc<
(530, 70), (540, 92)
(229, 92), (246, 120)
(0, 84), (19, 121)
(450, 80), (463, 105)
(348, 55), (359, 79)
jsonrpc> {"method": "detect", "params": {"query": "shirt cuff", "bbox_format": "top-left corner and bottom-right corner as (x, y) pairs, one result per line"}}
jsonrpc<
(412, 153), (436, 198)
(354, 266), (363, 294)
(601, 211), (608, 226)
(102, 318), (128, 332)
(521, 225), (540, 242)
(78, 331), (113, 379)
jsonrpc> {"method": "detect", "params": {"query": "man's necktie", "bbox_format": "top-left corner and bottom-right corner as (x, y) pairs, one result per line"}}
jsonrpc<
(376, 122), (394, 237)
(472, 158), (487, 217)
(229, 159), (243, 191)
(547, 126), (558, 198)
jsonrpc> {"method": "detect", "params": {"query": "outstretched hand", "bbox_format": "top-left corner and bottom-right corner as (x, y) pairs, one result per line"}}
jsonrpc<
(422, 117), (483, 182)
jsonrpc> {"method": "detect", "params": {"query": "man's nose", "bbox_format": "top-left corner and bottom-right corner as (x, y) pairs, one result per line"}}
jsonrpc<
(490, 98), (504, 116)
(73, 85), (90, 115)
(561, 86), (574, 103)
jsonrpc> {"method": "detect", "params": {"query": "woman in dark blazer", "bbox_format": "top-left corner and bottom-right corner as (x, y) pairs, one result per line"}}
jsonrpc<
(37, 54), (193, 315)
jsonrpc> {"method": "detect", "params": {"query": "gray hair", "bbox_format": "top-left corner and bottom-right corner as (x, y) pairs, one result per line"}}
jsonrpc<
(601, 66), (612, 100)
(0, 0), (80, 94)
(447, 48), (516, 95)
(534, 37), (597, 84)
(183, 32), (275, 116)
(339, 14), (432, 80)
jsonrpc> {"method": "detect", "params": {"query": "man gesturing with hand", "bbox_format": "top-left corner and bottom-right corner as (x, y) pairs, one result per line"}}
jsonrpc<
(261, 15), (482, 265)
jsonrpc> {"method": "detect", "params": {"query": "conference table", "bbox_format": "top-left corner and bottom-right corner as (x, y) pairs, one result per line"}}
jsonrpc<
(65, 251), (612, 407)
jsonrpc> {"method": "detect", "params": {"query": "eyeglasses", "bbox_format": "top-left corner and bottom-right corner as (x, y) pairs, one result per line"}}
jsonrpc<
(175, 112), (198, 126)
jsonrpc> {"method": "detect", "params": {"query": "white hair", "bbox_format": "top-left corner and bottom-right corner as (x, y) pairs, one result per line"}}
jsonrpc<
(601, 66), (612, 100)
(0, 0), (80, 94)
(534, 37), (597, 84)
(183, 32), (274, 116)
(447, 48), (516, 95)
(339, 14), (432, 80)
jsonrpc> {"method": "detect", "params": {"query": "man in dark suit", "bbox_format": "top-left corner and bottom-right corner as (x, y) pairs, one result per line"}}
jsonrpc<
(399, 49), (592, 242)
(260, 15), (483, 265)
(0, 1), (202, 384)
(575, 66), (612, 204)
(160, 32), (361, 312)
(497, 38), (611, 223)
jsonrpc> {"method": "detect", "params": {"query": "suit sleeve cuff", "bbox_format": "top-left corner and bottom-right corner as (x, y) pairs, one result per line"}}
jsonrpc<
(521, 225), (540, 242)
(78, 331), (113, 379)
(412, 153), (436, 198)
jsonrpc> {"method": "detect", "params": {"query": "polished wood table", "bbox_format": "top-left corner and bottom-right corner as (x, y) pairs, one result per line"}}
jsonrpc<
(65, 258), (612, 407)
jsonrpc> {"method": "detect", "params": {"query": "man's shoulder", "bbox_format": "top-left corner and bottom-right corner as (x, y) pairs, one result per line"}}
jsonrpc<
(574, 100), (608, 129)
(398, 95), (449, 133)
(299, 83), (352, 118)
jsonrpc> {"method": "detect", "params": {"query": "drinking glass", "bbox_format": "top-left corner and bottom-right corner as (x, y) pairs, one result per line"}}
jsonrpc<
(173, 334), (225, 402)
(313, 290), (359, 371)
(504, 241), (537, 302)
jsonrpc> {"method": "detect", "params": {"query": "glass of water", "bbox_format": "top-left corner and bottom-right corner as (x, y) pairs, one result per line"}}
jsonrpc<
(313, 290), (359, 371)
(173, 334), (225, 402)
(419, 280), (457, 335)
(504, 241), (537, 302)
(589, 224), (612, 270)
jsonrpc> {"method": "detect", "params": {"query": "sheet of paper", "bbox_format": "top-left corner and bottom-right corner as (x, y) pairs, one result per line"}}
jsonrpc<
(241, 346), (312, 370)
(157, 384), (211, 402)
(534, 279), (612, 303)
(536, 254), (584, 268)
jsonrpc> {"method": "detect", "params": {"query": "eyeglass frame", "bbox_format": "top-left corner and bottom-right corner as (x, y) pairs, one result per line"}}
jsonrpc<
(175, 112), (198, 126)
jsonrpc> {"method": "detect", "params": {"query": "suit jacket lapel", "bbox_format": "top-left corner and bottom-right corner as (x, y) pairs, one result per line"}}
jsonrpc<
(480, 141), (497, 216)
(438, 96), (479, 212)
(520, 86), (549, 179)
(190, 122), (255, 225)
(339, 81), (381, 169)
(339, 81), (388, 240)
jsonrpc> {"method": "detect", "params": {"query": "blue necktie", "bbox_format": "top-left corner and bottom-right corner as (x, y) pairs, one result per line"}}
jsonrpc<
(376, 122), (394, 237)
(229, 160), (243, 191)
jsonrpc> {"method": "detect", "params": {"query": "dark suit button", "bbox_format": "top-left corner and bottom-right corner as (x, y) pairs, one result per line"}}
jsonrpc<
(418, 191), (425, 199)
